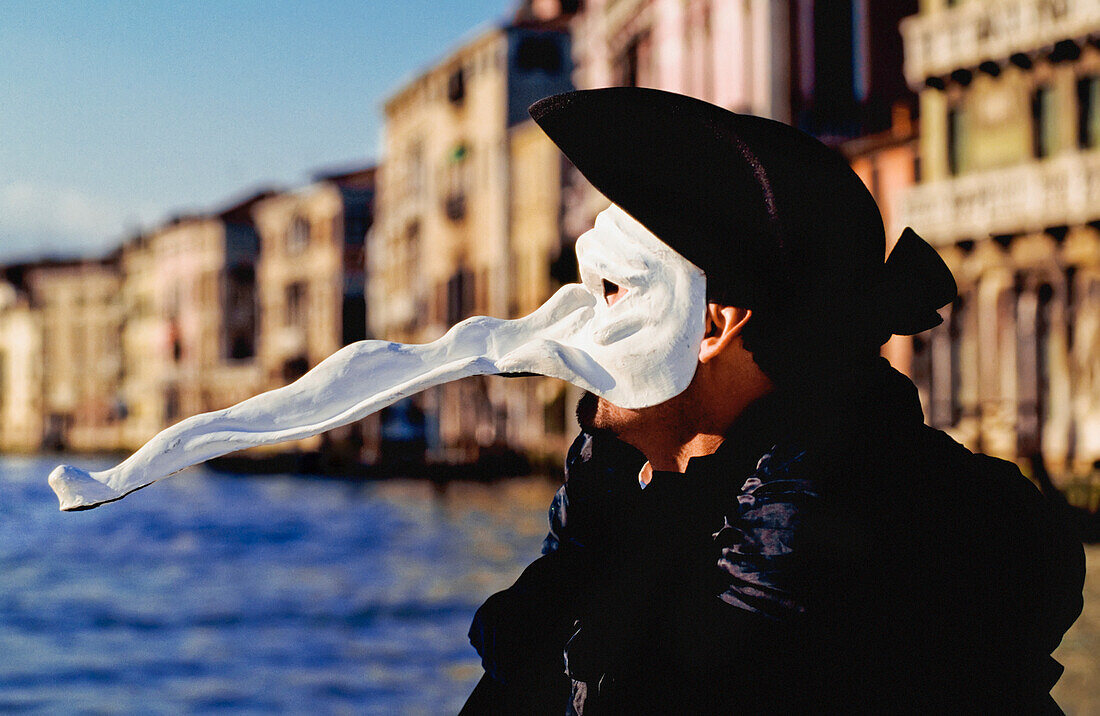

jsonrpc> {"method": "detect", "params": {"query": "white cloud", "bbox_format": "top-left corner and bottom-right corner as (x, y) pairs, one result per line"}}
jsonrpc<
(0, 181), (155, 260)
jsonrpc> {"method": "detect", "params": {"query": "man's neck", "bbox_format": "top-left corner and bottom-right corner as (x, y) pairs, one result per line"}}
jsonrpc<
(644, 431), (727, 473)
(637, 383), (776, 474)
(613, 358), (774, 475)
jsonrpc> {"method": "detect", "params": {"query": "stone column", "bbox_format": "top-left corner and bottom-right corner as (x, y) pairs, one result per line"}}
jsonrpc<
(929, 309), (953, 429)
(1072, 271), (1100, 470)
(954, 287), (981, 449)
(919, 89), (949, 182)
(1015, 285), (1041, 458)
(1042, 280), (1073, 477)
(712, 0), (749, 111)
(654, 0), (685, 93)
(976, 261), (1018, 460)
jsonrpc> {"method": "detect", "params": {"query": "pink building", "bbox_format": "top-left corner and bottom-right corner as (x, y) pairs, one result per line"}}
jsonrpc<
(572, 0), (792, 118)
(565, 0), (792, 238)
(567, 0), (922, 379)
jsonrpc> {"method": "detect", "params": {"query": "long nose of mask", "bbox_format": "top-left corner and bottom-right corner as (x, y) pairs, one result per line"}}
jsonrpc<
(48, 205), (707, 510)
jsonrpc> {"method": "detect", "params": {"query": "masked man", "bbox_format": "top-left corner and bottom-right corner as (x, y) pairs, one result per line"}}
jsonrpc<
(46, 87), (1084, 713)
(462, 89), (1085, 714)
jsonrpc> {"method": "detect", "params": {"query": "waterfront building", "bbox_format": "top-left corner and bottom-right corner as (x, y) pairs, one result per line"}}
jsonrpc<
(120, 194), (267, 449)
(565, 0), (918, 231)
(567, 0), (921, 375)
(0, 279), (43, 452)
(898, 0), (1100, 479)
(506, 116), (577, 458)
(789, 1), (918, 144)
(842, 103), (922, 377)
(565, 0), (794, 237)
(254, 167), (373, 386)
(571, 0), (791, 113)
(23, 259), (124, 452)
(370, 9), (574, 463)
(252, 167), (374, 455)
(118, 234), (165, 448)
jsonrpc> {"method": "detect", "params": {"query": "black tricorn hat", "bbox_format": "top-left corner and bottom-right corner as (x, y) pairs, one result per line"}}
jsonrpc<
(530, 88), (956, 341)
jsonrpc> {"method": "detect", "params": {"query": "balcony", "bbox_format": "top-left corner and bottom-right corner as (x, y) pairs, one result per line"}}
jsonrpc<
(897, 150), (1100, 246)
(901, 0), (1100, 88)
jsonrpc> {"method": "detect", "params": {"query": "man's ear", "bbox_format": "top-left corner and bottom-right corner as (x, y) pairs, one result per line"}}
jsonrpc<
(699, 304), (751, 364)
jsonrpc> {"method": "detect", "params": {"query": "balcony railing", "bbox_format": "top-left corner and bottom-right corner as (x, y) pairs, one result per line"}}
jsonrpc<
(901, 0), (1100, 88)
(897, 150), (1100, 246)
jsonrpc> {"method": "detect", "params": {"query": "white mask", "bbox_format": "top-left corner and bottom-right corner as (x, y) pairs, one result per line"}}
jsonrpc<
(49, 205), (707, 510)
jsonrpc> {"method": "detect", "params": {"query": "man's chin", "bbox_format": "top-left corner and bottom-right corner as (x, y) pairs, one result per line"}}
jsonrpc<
(575, 391), (633, 439)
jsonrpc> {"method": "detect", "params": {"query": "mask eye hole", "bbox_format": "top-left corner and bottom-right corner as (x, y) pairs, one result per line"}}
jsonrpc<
(603, 279), (627, 306)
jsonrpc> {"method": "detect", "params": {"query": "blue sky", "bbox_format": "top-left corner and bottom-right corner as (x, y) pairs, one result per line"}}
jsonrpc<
(0, 1), (514, 261)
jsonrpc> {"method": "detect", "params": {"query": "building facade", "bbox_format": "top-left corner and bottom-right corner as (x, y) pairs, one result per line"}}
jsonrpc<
(252, 168), (374, 455)
(23, 259), (124, 452)
(371, 16), (574, 463)
(566, 0), (918, 228)
(0, 280), (43, 452)
(898, 0), (1100, 479)
(571, 0), (792, 115)
(119, 194), (266, 449)
(842, 103), (922, 376)
(254, 168), (373, 387)
(565, 0), (794, 237)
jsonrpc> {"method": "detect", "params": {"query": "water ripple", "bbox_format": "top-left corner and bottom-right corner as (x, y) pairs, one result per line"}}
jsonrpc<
(0, 455), (557, 713)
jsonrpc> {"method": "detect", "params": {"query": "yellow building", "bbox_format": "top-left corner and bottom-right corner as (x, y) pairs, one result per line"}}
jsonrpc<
(371, 17), (573, 463)
(23, 259), (124, 452)
(254, 168), (373, 386)
(507, 118), (575, 459)
(899, 0), (1100, 479)
(120, 194), (266, 449)
(253, 168), (374, 456)
(119, 233), (167, 448)
(0, 280), (43, 452)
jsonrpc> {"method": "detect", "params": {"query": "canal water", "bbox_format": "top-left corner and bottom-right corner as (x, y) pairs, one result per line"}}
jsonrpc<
(2, 455), (1097, 713)
(0, 455), (557, 714)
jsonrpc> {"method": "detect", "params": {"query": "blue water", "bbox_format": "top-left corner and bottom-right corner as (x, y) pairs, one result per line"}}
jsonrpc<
(0, 455), (558, 714)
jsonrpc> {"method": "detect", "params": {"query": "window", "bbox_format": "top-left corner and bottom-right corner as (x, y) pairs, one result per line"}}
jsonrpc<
(286, 282), (308, 329)
(447, 67), (465, 105)
(445, 193), (466, 221)
(169, 320), (182, 363)
(616, 31), (653, 87)
(225, 265), (255, 360)
(287, 217), (309, 255)
(446, 267), (475, 325)
(1031, 84), (1057, 158)
(1077, 75), (1100, 149)
(444, 143), (470, 221)
(166, 386), (180, 421)
(947, 106), (967, 175)
(516, 36), (561, 73)
(401, 221), (421, 291)
(408, 140), (425, 199)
